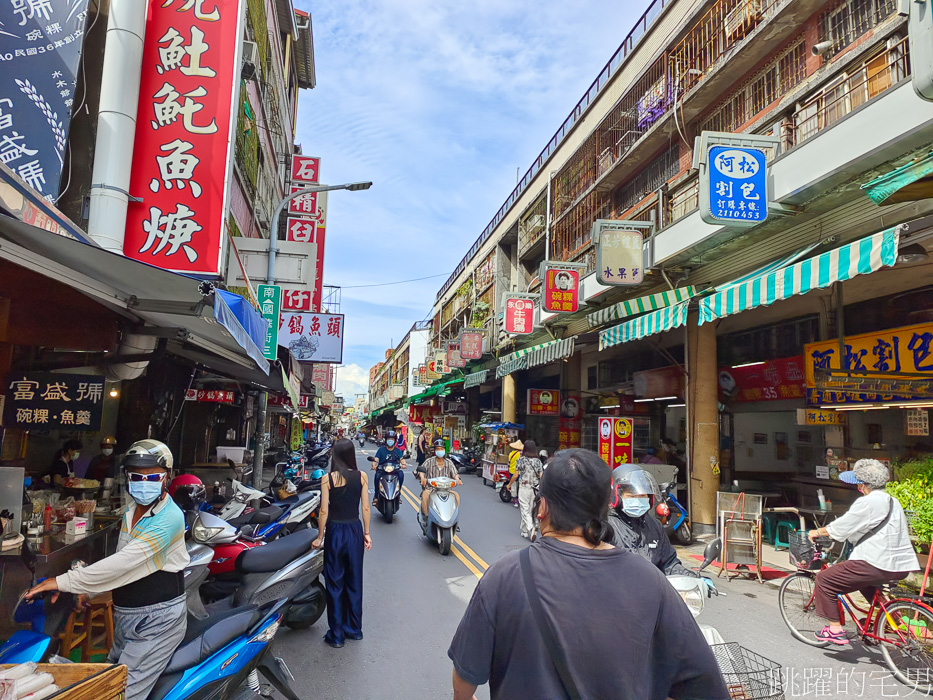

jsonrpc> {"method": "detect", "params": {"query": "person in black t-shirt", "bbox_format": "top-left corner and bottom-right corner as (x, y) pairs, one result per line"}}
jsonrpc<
(448, 448), (728, 700)
(48, 439), (82, 486)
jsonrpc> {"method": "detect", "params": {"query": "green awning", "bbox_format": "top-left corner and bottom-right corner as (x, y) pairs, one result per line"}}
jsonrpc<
(587, 286), (698, 328)
(281, 366), (301, 414)
(407, 376), (463, 405)
(599, 301), (690, 351)
(862, 151), (933, 206)
(463, 369), (489, 388)
(698, 227), (899, 324)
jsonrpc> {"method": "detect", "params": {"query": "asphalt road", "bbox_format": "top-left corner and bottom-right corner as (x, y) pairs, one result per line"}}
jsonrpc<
(274, 447), (920, 699)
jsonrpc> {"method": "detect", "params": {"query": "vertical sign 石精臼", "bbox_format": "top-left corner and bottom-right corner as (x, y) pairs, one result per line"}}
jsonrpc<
(258, 284), (281, 361)
(283, 217), (326, 311)
(124, 0), (244, 275)
(598, 417), (633, 468)
(0, 0), (91, 200)
(291, 154), (320, 184)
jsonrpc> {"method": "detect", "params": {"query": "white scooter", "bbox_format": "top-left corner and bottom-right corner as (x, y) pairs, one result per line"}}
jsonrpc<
(667, 538), (725, 645)
(416, 476), (459, 555)
(216, 479), (267, 521)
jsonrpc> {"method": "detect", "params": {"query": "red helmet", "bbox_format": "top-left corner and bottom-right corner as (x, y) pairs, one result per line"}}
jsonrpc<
(169, 474), (206, 511)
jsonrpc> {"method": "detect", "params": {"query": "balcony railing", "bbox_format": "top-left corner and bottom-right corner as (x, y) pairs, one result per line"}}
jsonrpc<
(787, 37), (909, 148)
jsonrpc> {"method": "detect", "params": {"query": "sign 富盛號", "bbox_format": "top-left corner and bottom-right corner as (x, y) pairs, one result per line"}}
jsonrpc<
(4, 373), (105, 431)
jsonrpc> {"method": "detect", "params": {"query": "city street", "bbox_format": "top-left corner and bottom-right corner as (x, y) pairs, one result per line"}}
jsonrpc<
(274, 447), (915, 700)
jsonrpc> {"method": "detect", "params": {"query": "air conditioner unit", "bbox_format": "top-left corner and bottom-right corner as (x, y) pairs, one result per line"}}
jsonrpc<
(241, 40), (259, 81)
(526, 214), (545, 231)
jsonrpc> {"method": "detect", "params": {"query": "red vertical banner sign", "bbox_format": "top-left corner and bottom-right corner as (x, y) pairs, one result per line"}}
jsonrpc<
(291, 155), (320, 184)
(503, 294), (535, 335)
(459, 331), (484, 360)
(124, 0), (244, 275)
(542, 267), (580, 313)
(283, 217), (326, 311)
(598, 417), (633, 468)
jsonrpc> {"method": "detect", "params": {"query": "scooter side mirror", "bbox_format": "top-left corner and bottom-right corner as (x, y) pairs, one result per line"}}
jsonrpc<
(698, 537), (722, 572)
(366, 456), (375, 462)
(404, 451), (411, 459)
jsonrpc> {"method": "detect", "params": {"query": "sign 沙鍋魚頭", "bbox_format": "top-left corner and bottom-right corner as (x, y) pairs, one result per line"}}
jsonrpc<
(277, 312), (344, 363)
(4, 373), (105, 431)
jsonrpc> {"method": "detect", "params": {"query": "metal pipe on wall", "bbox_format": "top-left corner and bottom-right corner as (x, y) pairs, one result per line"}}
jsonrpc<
(87, 0), (147, 252)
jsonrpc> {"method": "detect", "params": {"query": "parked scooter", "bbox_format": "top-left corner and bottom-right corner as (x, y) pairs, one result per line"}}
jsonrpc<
(367, 455), (403, 524)
(449, 447), (480, 475)
(189, 511), (326, 630)
(657, 475), (692, 545)
(416, 476), (460, 555)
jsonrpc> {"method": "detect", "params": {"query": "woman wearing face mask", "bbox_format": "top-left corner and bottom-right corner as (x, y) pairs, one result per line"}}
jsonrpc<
(26, 439), (190, 700)
(507, 439), (543, 540)
(48, 439), (82, 487)
(87, 436), (118, 481)
(607, 464), (700, 579)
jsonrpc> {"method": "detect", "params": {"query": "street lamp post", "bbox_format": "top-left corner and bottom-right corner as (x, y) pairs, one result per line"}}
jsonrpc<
(252, 181), (373, 488)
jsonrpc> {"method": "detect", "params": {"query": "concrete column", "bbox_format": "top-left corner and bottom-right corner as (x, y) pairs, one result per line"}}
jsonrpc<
(502, 373), (517, 424)
(687, 311), (720, 528)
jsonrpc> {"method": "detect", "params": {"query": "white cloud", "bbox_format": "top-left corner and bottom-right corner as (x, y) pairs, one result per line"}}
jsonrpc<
(335, 363), (370, 399)
(295, 0), (651, 377)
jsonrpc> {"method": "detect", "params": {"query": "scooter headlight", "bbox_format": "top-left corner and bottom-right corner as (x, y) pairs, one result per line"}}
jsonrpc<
(249, 616), (281, 644)
(668, 577), (705, 617)
(384, 465), (395, 473)
(192, 521), (226, 544)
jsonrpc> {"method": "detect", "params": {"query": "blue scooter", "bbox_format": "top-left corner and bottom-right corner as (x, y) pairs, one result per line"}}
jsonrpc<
(1, 542), (301, 700)
(659, 478), (692, 545)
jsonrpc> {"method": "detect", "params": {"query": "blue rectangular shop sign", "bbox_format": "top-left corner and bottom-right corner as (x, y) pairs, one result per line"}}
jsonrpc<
(703, 145), (767, 227)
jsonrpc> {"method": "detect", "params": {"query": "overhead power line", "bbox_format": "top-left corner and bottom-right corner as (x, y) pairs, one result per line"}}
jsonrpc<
(328, 272), (452, 289)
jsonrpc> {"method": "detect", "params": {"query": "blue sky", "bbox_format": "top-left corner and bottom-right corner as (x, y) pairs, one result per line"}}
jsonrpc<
(293, 0), (650, 398)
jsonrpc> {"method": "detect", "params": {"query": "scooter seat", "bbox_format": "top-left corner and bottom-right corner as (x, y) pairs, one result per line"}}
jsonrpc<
(276, 490), (315, 506)
(235, 528), (318, 573)
(228, 505), (284, 529)
(162, 605), (259, 674)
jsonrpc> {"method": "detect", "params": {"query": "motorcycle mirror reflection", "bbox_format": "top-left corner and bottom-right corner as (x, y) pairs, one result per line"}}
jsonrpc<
(698, 537), (722, 572)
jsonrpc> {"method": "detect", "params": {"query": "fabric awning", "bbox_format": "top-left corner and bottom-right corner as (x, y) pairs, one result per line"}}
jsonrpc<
(281, 366), (301, 414)
(0, 214), (270, 374)
(463, 369), (489, 389)
(407, 376), (463, 404)
(698, 228), (899, 325)
(499, 339), (560, 364)
(587, 286), (698, 328)
(599, 302), (690, 351)
(496, 354), (527, 379)
(862, 151), (933, 206)
(526, 336), (575, 369)
(214, 290), (270, 374)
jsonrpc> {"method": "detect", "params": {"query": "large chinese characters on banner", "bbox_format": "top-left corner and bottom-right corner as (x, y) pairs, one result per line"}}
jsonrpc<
(283, 217), (326, 312)
(277, 312), (345, 363)
(542, 267), (580, 314)
(598, 417), (633, 468)
(124, 0), (244, 275)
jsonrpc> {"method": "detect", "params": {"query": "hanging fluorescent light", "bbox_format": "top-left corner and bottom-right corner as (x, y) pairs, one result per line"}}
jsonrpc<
(655, 396), (678, 401)
(732, 361), (765, 369)
(633, 398), (654, 403)
(666, 403), (686, 408)
(600, 402), (621, 409)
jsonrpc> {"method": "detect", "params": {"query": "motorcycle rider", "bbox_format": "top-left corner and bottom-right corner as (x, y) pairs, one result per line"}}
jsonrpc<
(26, 440), (189, 700)
(372, 429), (406, 506)
(608, 464), (707, 581)
(419, 438), (462, 518)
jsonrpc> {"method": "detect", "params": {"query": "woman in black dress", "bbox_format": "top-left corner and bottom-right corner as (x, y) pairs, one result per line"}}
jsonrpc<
(312, 438), (372, 648)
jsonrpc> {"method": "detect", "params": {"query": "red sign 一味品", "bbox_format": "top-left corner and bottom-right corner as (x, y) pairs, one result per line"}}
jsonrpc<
(291, 155), (320, 185)
(598, 417), (633, 468)
(460, 331), (484, 360)
(185, 389), (235, 404)
(718, 356), (806, 403)
(124, 0), (245, 275)
(504, 296), (535, 335)
(543, 268), (580, 314)
(527, 389), (560, 416)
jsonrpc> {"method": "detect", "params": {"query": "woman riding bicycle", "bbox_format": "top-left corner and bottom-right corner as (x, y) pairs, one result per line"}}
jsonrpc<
(807, 458), (919, 645)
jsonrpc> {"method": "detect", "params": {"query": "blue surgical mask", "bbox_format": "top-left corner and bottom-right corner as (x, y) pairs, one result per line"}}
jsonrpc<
(129, 480), (163, 506)
(435, 450), (446, 459)
(386, 440), (395, 448)
(621, 497), (650, 518)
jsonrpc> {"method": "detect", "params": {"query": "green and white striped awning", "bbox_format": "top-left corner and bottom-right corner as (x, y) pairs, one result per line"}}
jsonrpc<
(527, 337), (575, 370)
(496, 354), (527, 378)
(587, 286), (698, 328)
(500, 338), (560, 364)
(463, 369), (489, 389)
(599, 301), (690, 351)
(698, 227), (899, 325)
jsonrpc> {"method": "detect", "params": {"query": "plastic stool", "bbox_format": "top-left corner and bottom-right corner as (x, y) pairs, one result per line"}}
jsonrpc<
(761, 513), (776, 544)
(81, 594), (114, 662)
(775, 521), (797, 551)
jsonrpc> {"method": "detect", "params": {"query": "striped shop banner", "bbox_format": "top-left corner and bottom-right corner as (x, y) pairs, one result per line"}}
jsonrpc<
(526, 337), (575, 370)
(698, 228), (899, 325)
(599, 301), (691, 351)
(586, 286), (698, 328)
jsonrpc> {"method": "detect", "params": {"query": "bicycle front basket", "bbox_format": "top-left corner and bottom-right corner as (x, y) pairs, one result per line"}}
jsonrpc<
(787, 531), (821, 570)
(711, 642), (784, 700)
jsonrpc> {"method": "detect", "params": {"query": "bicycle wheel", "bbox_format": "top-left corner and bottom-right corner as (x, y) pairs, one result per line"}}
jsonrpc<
(778, 572), (831, 648)
(876, 600), (933, 694)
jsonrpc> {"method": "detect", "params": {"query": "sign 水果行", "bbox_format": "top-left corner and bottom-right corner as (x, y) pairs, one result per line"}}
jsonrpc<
(277, 312), (344, 363)
(594, 222), (647, 286)
(123, 0), (244, 275)
(4, 373), (104, 431)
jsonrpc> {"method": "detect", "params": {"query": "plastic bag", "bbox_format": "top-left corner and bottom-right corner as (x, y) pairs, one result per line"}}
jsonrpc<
(0, 679), (14, 700)
(0, 664), (36, 681)
(13, 672), (53, 698)
(46, 655), (74, 664)
(19, 686), (58, 700)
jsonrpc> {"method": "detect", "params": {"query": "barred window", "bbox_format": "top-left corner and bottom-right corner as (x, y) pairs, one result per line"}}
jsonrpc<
(612, 145), (679, 214)
(819, 0), (897, 59)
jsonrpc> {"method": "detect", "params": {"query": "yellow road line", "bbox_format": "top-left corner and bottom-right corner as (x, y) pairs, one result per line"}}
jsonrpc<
(450, 544), (483, 579)
(453, 536), (488, 571)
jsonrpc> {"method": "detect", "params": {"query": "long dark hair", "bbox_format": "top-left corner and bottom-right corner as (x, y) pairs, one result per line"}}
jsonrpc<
(330, 438), (358, 483)
(538, 448), (613, 546)
(522, 439), (539, 459)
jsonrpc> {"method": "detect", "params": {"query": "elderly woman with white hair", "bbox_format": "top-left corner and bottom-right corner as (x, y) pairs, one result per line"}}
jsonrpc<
(807, 459), (920, 645)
